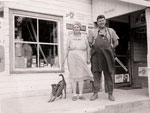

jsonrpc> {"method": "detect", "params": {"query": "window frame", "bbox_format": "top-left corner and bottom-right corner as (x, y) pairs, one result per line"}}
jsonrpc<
(9, 9), (64, 73)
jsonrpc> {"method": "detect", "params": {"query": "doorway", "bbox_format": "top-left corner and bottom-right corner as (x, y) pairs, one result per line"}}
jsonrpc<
(108, 18), (131, 87)
(108, 10), (148, 88)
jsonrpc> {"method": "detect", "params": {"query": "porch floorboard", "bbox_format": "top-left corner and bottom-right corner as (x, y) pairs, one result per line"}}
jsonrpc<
(1, 88), (149, 113)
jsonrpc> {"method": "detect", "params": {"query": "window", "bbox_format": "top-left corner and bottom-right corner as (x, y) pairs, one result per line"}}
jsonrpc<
(10, 10), (63, 73)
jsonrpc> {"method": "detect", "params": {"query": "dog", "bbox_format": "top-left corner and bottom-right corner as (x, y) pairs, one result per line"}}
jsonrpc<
(48, 74), (66, 102)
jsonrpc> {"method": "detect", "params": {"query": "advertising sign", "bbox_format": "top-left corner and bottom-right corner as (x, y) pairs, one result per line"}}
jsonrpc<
(120, 0), (150, 7)
(0, 17), (5, 72)
(138, 67), (148, 76)
(0, 17), (4, 45)
(66, 23), (86, 31)
(115, 74), (130, 83)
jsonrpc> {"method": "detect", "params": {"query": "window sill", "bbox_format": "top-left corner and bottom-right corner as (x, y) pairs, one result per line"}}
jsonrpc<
(10, 68), (65, 74)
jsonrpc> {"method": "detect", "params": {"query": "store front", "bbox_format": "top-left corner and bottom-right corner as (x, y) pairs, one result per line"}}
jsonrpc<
(0, 0), (150, 99)
(92, 0), (150, 96)
(0, 0), (93, 98)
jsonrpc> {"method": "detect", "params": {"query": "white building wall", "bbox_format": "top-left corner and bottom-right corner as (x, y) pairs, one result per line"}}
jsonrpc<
(145, 8), (150, 97)
(92, 0), (145, 21)
(0, 0), (93, 99)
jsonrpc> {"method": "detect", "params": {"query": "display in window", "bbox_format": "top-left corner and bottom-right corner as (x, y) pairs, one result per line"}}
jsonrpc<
(41, 45), (59, 67)
(15, 38), (23, 57)
(22, 43), (33, 67)
(14, 15), (60, 69)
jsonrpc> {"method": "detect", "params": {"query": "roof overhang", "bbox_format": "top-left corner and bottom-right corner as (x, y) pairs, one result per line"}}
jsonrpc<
(120, 0), (150, 7)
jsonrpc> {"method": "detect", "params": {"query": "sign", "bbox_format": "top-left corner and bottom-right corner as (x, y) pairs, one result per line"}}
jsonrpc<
(120, 0), (150, 7)
(66, 12), (74, 19)
(115, 74), (130, 83)
(0, 46), (5, 72)
(66, 23), (73, 30)
(66, 23), (86, 31)
(0, 18), (5, 72)
(66, 12), (88, 20)
(0, 17), (4, 45)
(92, 0), (144, 21)
(138, 67), (148, 76)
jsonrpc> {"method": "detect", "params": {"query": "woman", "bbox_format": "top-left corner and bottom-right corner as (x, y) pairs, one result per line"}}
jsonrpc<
(63, 22), (93, 101)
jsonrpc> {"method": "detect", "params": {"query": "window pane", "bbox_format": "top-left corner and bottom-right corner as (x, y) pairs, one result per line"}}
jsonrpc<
(39, 19), (58, 43)
(15, 16), (37, 42)
(39, 44), (59, 68)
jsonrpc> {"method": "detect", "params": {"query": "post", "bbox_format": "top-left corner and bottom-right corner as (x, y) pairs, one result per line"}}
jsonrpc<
(145, 8), (150, 98)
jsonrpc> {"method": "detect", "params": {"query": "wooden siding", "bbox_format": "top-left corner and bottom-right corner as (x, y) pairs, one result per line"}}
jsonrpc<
(146, 8), (150, 97)
(0, 0), (92, 99)
(92, 0), (145, 21)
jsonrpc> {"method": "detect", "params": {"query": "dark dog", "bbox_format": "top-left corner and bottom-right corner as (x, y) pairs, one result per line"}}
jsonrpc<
(48, 74), (66, 102)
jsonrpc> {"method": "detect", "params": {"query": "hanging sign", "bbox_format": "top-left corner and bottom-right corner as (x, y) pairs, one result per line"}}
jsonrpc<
(0, 46), (5, 72)
(0, 18), (5, 72)
(0, 18), (4, 45)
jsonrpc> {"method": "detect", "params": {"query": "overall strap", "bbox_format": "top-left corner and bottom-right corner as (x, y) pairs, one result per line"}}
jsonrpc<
(107, 27), (113, 47)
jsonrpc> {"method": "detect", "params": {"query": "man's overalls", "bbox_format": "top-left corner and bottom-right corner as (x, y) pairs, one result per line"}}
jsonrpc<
(91, 29), (115, 94)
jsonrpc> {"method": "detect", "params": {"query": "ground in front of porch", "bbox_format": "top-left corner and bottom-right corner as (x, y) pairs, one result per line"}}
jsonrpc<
(1, 88), (150, 113)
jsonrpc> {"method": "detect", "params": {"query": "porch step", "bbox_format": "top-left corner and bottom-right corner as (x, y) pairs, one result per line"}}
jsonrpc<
(2, 98), (149, 113)
(64, 99), (150, 113)
(1, 88), (149, 113)
(99, 99), (150, 113)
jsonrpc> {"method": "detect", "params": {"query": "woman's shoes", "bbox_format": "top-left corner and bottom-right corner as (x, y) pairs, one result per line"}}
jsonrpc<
(79, 96), (86, 100)
(72, 96), (86, 101)
(72, 96), (77, 101)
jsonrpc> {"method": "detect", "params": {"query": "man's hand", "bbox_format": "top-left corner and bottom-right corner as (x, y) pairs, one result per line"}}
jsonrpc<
(113, 40), (119, 48)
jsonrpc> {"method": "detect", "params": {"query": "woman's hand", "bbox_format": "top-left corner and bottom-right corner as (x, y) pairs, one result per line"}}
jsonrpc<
(62, 60), (65, 67)
(87, 59), (91, 64)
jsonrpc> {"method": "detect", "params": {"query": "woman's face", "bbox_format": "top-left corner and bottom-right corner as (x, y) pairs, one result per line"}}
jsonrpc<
(73, 24), (81, 34)
(97, 18), (106, 28)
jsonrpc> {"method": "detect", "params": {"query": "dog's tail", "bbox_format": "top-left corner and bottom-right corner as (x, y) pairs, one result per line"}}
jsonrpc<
(59, 74), (65, 81)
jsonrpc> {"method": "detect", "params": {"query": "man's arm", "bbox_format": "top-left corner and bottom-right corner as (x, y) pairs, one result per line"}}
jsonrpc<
(113, 39), (119, 48)
(111, 28), (119, 48)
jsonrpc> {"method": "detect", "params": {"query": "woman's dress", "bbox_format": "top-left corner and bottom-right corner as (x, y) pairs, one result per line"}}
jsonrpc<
(67, 34), (93, 82)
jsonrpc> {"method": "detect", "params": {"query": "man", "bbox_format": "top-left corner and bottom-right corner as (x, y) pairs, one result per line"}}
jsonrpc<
(88, 15), (119, 101)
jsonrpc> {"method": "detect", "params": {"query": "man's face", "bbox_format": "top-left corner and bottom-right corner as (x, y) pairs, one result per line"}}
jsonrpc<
(97, 18), (106, 28)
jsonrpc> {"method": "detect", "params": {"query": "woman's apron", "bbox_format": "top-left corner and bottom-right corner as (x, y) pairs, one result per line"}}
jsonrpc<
(91, 33), (115, 74)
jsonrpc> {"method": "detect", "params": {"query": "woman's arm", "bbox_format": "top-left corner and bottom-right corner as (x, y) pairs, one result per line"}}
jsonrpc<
(85, 36), (91, 64)
(62, 37), (71, 65)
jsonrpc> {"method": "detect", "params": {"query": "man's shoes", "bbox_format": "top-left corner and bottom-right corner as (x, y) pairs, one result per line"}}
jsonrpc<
(108, 94), (115, 101)
(90, 93), (98, 101)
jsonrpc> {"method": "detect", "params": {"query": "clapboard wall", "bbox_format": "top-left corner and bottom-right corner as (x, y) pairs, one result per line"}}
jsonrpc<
(0, 0), (93, 99)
